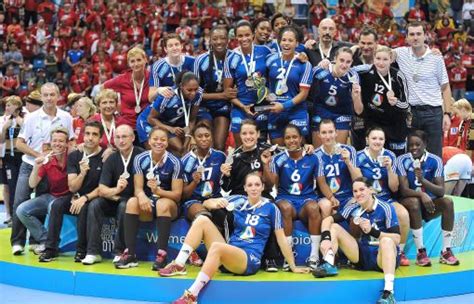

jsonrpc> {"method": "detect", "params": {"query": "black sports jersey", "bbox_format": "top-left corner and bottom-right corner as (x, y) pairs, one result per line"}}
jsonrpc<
(67, 149), (104, 196)
(358, 65), (409, 142)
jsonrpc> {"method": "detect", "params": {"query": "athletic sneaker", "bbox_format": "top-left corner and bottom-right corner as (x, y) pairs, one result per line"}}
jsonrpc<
(74, 251), (86, 263)
(376, 290), (396, 304)
(39, 250), (58, 262)
(399, 251), (410, 266)
(312, 261), (338, 278)
(439, 248), (460, 266)
(306, 256), (319, 270)
(12, 244), (24, 255)
(265, 259), (278, 272)
(282, 260), (290, 272)
(115, 250), (139, 269)
(188, 251), (203, 267)
(159, 261), (187, 277)
(415, 248), (431, 267)
(173, 290), (197, 304)
(152, 249), (168, 271)
(29, 244), (42, 253)
(112, 254), (122, 264)
(82, 254), (102, 265)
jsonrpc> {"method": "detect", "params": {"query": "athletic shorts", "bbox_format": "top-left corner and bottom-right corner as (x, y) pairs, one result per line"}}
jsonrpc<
(276, 195), (319, 215)
(197, 101), (231, 121)
(354, 242), (400, 272)
(444, 153), (472, 182)
(311, 107), (352, 131)
(220, 247), (261, 276)
(230, 107), (268, 133)
(150, 196), (180, 217)
(268, 110), (309, 139)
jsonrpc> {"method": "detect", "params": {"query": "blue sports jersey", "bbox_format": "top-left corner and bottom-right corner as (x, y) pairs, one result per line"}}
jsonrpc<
(356, 148), (397, 201)
(181, 148), (226, 200)
(340, 198), (399, 245)
(312, 66), (360, 115)
(315, 144), (357, 202)
(149, 55), (195, 87)
(133, 151), (183, 197)
(136, 105), (153, 143)
(266, 53), (312, 107)
(267, 40), (305, 54)
(228, 195), (283, 262)
(396, 152), (443, 199)
(151, 87), (203, 128)
(223, 44), (272, 106)
(271, 151), (319, 198)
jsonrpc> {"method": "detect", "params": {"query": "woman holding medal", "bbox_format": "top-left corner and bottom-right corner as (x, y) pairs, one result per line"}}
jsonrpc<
(103, 47), (150, 139)
(116, 127), (184, 271)
(358, 46), (409, 156)
(194, 26), (237, 151)
(159, 173), (309, 304)
(311, 47), (363, 147)
(0, 96), (24, 226)
(396, 131), (459, 267)
(148, 34), (195, 102)
(266, 26), (313, 145)
(262, 124), (323, 270)
(223, 20), (272, 146)
(356, 127), (411, 266)
(16, 127), (70, 254)
(145, 72), (203, 156)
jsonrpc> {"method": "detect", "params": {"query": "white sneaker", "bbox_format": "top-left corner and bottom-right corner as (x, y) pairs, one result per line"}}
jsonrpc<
(33, 244), (46, 255)
(12, 244), (24, 255)
(82, 254), (102, 265)
(112, 255), (121, 264)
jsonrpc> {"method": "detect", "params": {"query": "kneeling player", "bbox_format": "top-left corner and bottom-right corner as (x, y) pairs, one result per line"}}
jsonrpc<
(314, 177), (400, 304)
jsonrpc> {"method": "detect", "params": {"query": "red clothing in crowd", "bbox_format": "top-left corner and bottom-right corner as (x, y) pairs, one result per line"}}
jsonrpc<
(408, 8), (426, 21)
(111, 51), (128, 74)
(444, 115), (471, 151)
(37, 1), (56, 25)
(49, 37), (66, 62)
(70, 72), (91, 93)
(449, 66), (467, 90)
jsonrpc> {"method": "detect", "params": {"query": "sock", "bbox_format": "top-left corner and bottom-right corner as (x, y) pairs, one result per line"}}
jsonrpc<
(310, 235), (321, 260)
(442, 230), (453, 252)
(399, 243), (406, 252)
(188, 271), (210, 297)
(286, 236), (293, 247)
(124, 214), (139, 256)
(156, 216), (172, 251)
(175, 243), (193, 266)
(384, 274), (395, 292)
(411, 228), (424, 250)
(323, 249), (335, 265)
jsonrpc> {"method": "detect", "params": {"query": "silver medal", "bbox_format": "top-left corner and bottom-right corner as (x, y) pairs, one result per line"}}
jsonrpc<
(413, 159), (421, 169)
(196, 165), (205, 174)
(42, 157), (49, 165)
(386, 90), (395, 99)
(267, 93), (277, 102)
(120, 172), (130, 179)
(82, 158), (90, 165)
(377, 155), (386, 166)
(280, 83), (288, 94)
(146, 172), (155, 180)
(226, 202), (235, 212)
(276, 89), (283, 96)
(245, 78), (254, 87)
(353, 216), (362, 225)
(135, 105), (141, 113)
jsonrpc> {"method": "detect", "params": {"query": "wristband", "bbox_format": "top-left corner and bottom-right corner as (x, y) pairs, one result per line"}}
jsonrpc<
(369, 227), (381, 239)
(282, 99), (295, 111)
(84, 194), (90, 201)
(321, 230), (332, 241)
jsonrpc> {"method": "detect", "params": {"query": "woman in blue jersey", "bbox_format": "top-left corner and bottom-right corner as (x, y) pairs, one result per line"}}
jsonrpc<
(262, 124), (323, 270)
(159, 173), (309, 303)
(397, 130), (459, 267)
(356, 127), (410, 266)
(314, 119), (361, 217)
(115, 127), (184, 271)
(194, 26), (237, 151)
(253, 17), (272, 46)
(314, 177), (400, 304)
(268, 14), (306, 54)
(148, 33), (195, 102)
(181, 121), (226, 222)
(266, 25), (312, 145)
(144, 72), (202, 156)
(223, 20), (272, 146)
(311, 47), (363, 147)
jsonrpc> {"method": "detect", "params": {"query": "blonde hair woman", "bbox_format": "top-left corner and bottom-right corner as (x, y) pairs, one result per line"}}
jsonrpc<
(73, 96), (97, 144)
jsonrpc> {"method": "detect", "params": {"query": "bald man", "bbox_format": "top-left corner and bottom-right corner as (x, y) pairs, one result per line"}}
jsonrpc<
(82, 125), (145, 265)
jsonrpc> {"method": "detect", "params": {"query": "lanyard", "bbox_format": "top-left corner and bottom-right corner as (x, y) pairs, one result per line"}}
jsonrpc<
(179, 90), (191, 127)
(377, 70), (392, 91)
(82, 148), (99, 163)
(120, 147), (134, 175)
(212, 52), (225, 85)
(9, 117), (16, 157)
(280, 57), (296, 84)
(239, 45), (255, 78)
(101, 114), (115, 147)
(318, 43), (332, 60)
(168, 55), (183, 82)
(133, 76), (144, 110)
(457, 120), (466, 148)
(193, 148), (210, 168)
(148, 150), (167, 181)
(239, 199), (263, 211)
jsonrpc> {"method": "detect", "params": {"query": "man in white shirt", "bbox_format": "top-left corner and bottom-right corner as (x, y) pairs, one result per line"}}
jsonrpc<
(394, 21), (453, 157)
(11, 82), (75, 255)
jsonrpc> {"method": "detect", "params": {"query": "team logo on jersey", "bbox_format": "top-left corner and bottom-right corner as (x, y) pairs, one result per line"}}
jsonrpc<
(329, 177), (341, 193)
(372, 94), (383, 107)
(240, 226), (256, 240)
(373, 179), (382, 193)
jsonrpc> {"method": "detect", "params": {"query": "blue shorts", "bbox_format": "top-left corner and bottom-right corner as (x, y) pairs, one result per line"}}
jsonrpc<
(198, 101), (231, 120)
(220, 247), (261, 276)
(230, 107), (268, 133)
(355, 242), (400, 272)
(312, 107), (352, 131)
(268, 110), (309, 140)
(276, 195), (319, 215)
(181, 199), (202, 219)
